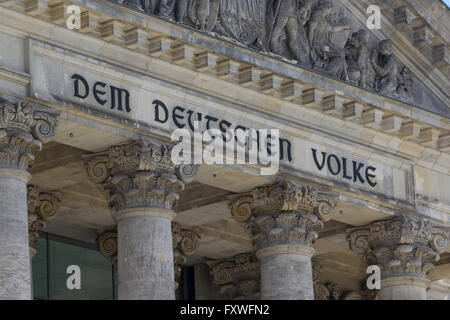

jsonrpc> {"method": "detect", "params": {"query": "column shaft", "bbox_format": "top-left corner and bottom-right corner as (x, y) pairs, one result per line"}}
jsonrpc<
(379, 278), (428, 300)
(229, 183), (338, 301)
(118, 214), (175, 300)
(0, 100), (57, 300)
(260, 253), (314, 300)
(0, 173), (31, 300)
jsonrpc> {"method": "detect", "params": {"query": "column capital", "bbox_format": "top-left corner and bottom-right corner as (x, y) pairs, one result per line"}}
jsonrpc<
(229, 182), (338, 253)
(27, 185), (60, 258)
(172, 222), (201, 289)
(0, 100), (57, 173)
(347, 215), (449, 280)
(97, 231), (118, 264)
(312, 263), (363, 300)
(207, 253), (260, 300)
(229, 181), (339, 223)
(84, 142), (186, 219)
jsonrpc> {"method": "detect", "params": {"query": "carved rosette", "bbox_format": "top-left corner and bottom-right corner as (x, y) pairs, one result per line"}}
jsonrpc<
(98, 231), (118, 264)
(229, 182), (338, 252)
(0, 100), (57, 172)
(27, 185), (60, 257)
(172, 222), (201, 289)
(207, 253), (260, 300)
(84, 142), (185, 215)
(347, 216), (449, 279)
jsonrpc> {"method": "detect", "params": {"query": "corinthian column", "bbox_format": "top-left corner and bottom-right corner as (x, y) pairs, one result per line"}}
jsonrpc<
(84, 142), (186, 300)
(0, 100), (57, 300)
(347, 216), (449, 300)
(230, 182), (338, 300)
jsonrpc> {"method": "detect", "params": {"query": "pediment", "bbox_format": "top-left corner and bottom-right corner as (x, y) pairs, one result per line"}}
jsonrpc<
(113, 0), (449, 116)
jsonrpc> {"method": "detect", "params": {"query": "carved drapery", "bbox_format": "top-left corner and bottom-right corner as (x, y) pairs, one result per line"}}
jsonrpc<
(116, 0), (414, 102)
(347, 216), (449, 279)
(84, 142), (186, 216)
(172, 222), (201, 289)
(207, 253), (260, 300)
(0, 100), (57, 171)
(229, 182), (338, 252)
(27, 185), (60, 257)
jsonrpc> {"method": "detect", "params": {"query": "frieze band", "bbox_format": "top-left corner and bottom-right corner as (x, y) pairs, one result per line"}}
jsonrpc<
(116, 0), (414, 103)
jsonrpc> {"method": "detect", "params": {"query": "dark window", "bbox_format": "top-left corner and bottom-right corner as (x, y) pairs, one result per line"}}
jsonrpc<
(32, 232), (114, 300)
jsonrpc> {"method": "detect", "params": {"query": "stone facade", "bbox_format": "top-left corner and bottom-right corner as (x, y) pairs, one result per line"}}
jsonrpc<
(0, 0), (448, 300)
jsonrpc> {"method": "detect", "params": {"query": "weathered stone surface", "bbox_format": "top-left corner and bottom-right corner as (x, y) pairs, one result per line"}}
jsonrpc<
(27, 185), (60, 258)
(0, 100), (57, 171)
(347, 215), (449, 300)
(230, 181), (338, 300)
(260, 252), (314, 300)
(118, 215), (175, 299)
(0, 99), (57, 300)
(115, 0), (416, 102)
(84, 142), (185, 215)
(207, 253), (260, 300)
(85, 141), (188, 300)
(97, 230), (118, 264)
(0, 176), (31, 300)
(172, 222), (201, 289)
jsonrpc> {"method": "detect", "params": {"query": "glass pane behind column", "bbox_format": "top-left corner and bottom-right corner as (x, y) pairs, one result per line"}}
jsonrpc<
(48, 236), (113, 300)
(32, 237), (48, 300)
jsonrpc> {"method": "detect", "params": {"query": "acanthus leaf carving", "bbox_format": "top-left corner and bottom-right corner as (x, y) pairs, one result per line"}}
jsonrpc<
(172, 222), (201, 289)
(229, 182), (337, 251)
(27, 185), (61, 254)
(346, 216), (449, 279)
(0, 100), (57, 171)
(207, 253), (260, 300)
(84, 142), (185, 214)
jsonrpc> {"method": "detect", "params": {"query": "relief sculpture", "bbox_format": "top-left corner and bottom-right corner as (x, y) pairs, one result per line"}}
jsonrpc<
(121, 0), (414, 101)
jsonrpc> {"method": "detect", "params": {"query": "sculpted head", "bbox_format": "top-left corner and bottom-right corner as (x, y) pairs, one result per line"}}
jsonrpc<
(358, 29), (369, 46)
(318, 0), (333, 16)
(379, 39), (393, 56)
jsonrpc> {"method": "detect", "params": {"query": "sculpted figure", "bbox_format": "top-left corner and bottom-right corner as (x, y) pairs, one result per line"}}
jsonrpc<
(175, 0), (188, 22)
(123, 0), (142, 9)
(296, 0), (313, 64)
(142, 0), (159, 12)
(370, 39), (398, 95)
(212, 0), (267, 47)
(268, 0), (311, 64)
(159, 0), (175, 17)
(187, 0), (211, 30)
(345, 29), (371, 88)
(307, 0), (351, 80)
(396, 66), (414, 100)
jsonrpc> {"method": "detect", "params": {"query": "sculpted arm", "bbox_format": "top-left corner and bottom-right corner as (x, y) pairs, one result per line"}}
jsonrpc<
(308, 19), (318, 46)
(371, 51), (395, 77)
